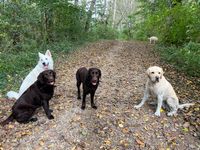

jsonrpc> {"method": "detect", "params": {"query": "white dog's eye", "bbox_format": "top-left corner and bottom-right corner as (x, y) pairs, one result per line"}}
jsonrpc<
(151, 72), (154, 74)
(41, 59), (43, 61)
(158, 72), (161, 74)
(45, 58), (48, 60)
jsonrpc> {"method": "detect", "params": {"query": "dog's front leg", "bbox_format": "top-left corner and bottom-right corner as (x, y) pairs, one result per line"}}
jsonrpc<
(46, 101), (53, 113)
(154, 95), (163, 116)
(77, 81), (81, 99)
(134, 88), (149, 109)
(42, 100), (54, 119)
(90, 91), (97, 109)
(81, 91), (87, 110)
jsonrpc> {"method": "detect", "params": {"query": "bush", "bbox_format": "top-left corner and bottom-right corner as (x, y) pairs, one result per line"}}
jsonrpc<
(159, 42), (200, 77)
(90, 24), (118, 40)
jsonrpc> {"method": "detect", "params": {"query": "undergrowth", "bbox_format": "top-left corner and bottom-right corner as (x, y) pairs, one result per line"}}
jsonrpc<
(157, 42), (200, 79)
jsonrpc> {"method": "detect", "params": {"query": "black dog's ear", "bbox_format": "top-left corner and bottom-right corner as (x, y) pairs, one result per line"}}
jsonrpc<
(98, 69), (101, 78)
(86, 69), (92, 84)
(52, 70), (56, 78)
(37, 72), (44, 84)
(88, 68), (92, 74)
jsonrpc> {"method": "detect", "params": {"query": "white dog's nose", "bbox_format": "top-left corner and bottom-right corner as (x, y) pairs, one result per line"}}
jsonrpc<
(156, 76), (159, 82)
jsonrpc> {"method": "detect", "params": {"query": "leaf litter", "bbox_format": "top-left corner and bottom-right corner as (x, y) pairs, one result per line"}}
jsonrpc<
(0, 41), (199, 150)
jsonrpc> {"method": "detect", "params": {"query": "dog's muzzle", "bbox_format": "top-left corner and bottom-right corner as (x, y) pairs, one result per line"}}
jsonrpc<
(43, 62), (49, 69)
(155, 77), (159, 82)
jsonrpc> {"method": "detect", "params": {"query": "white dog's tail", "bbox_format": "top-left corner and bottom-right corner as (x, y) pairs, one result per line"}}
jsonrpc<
(6, 91), (19, 100)
(178, 103), (194, 109)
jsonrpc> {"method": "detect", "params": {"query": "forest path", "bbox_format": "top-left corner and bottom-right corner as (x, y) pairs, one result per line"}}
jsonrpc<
(0, 41), (199, 150)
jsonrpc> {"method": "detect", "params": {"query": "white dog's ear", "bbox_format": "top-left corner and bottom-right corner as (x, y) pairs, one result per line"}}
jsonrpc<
(45, 49), (52, 57)
(38, 52), (43, 59)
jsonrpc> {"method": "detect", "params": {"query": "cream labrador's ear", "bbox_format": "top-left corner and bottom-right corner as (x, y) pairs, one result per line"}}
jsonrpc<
(160, 67), (164, 79)
(45, 49), (52, 57)
(146, 67), (151, 78)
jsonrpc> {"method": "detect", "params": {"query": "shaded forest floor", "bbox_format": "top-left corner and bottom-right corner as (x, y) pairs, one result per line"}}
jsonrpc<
(0, 41), (199, 150)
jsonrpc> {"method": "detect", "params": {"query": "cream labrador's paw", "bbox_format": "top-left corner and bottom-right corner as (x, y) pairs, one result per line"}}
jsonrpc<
(154, 111), (161, 116)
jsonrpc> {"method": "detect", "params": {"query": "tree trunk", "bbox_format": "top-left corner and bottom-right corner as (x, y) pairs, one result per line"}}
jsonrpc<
(167, 0), (172, 8)
(85, 0), (96, 32)
(74, 0), (79, 5)
(112, 0), (116, 28)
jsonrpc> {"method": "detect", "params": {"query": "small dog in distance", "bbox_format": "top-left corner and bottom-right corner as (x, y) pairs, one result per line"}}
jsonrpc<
(148, 36), (158, 44)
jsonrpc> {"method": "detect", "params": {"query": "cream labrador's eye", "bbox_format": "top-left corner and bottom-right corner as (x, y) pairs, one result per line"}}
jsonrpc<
(151, 72), (154, 74)
(158, 72), (161, 74)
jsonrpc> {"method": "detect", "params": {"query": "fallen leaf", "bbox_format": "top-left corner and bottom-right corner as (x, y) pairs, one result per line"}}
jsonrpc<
(119, 124), (124, 128)
(104, 140), (111, 146)
(122, 128), (129, 133)
(182, 128), (189, 132)
(135, 138), (145, 147)
(97, 113), (103, 119)
(39, 140), (44, 146)
(71, 146), (76, 150)
(8, 124), (14, 129)
(160, 108), (165, 112)
(183, 122), (190, 128)
(120, 140), (129, 147)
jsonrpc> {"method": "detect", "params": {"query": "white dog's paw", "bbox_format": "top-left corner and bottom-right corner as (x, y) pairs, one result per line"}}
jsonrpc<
(154, 111), (161, 116)
(134, 105), (142, 109)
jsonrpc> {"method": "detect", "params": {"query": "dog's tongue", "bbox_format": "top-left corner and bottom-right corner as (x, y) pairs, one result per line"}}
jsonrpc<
(50, 81), (55, 85)
(92, 81), (97, 85)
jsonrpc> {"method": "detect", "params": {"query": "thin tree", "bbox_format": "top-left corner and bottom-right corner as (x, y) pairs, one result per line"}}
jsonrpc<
(112, 0), (116, 28)
(85, 0), (96, 32)
(74, 0), (79, 5)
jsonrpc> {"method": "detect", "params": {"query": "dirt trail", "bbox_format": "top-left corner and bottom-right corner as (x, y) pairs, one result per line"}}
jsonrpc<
(0, 41), (199, 150)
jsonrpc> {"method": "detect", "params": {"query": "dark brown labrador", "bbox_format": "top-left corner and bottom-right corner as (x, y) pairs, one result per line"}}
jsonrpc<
(76, 67), (101, 110)
(1, 70), (56, 126)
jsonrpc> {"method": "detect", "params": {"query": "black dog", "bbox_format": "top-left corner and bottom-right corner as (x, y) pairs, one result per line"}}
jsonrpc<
(76, 67), (101, 110)
(1, 70), (56, 126)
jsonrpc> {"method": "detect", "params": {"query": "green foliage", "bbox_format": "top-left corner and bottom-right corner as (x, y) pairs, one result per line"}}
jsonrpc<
(124, 1), (200, 45)
(159, 42), (200, 77)
(90, 24), (118, 40)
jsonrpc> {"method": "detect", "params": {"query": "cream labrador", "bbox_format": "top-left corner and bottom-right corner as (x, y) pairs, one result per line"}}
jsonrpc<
(134, 66), (194, 116)
(148, 36), (158, 44)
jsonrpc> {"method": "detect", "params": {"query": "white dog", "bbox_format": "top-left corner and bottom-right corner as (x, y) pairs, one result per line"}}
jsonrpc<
(148, 36), (158, 44)
(134, 66), (194, 116)
(7, 50), (54, 100)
